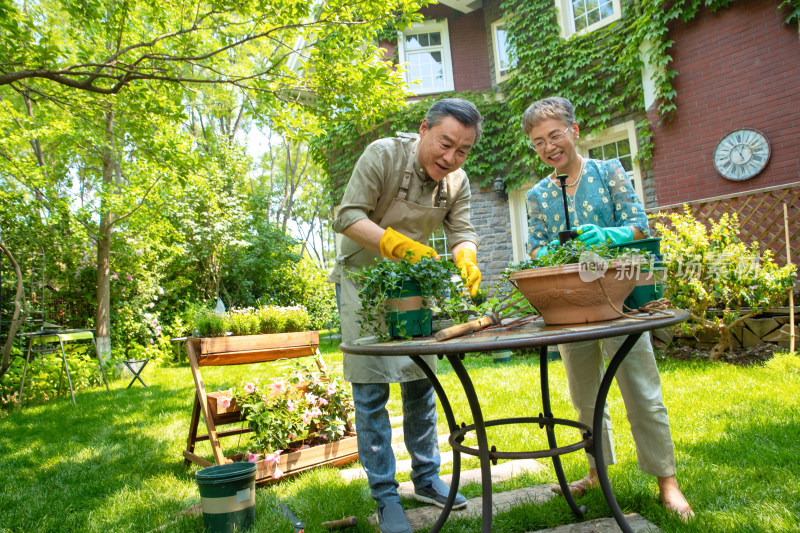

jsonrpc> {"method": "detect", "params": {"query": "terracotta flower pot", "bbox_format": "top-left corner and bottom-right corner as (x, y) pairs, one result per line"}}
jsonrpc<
(510, 260), (640, 325)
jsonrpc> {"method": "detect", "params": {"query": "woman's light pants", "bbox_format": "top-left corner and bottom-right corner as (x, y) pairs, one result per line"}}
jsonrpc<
(558, 334), (676, 477)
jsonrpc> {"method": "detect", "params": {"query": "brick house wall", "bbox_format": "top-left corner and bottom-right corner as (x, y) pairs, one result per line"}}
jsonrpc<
(416, 4), (493, 93)
(647, 0), (800, 207)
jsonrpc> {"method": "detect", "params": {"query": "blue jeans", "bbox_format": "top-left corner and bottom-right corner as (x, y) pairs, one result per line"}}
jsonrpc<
(352, 379), (440, 506)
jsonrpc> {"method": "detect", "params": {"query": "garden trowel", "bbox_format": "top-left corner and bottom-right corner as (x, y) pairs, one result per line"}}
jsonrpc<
(434, 291), (533, 341)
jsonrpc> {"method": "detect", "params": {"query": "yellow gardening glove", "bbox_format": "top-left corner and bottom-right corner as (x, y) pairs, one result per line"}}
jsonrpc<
(455, 248), (481, 298)
(379, 227), (438, 264)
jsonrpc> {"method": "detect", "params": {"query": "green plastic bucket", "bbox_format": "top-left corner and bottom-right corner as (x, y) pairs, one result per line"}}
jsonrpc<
(492, 350), (512, 363)
(383, 281), (433, 338)
(196, 462), (256, 533)
(610, 238), (663, 310)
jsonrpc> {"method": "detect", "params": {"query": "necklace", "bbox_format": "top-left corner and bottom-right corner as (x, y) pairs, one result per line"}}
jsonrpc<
(552, 156), (586, 225)
(550, 155), (585, 189)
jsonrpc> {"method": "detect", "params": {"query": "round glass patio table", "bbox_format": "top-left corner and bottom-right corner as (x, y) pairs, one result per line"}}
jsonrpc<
(340, 310), (689, 533)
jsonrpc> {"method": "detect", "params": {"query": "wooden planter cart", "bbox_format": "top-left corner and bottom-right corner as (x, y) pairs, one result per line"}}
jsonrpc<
(183, 331), (358, 484)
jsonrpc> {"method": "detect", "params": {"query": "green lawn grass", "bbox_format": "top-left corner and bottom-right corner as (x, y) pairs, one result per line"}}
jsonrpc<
(1, 337), (798, 533)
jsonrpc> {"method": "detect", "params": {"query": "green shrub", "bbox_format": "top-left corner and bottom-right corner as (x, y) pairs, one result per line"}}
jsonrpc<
(0, 344), (108, 409)
(283, 305), (311, 332)
(655, 207), (796, 359)
(257, 306), (286, 334)
(194, 310), (226, 337)
(225, 309), (260, 336)
(190, 304), (314, 337)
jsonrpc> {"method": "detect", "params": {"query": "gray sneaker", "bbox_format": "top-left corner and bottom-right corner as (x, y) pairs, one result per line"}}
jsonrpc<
(413, 478), (467, 509)
(377, 501), (412, 533)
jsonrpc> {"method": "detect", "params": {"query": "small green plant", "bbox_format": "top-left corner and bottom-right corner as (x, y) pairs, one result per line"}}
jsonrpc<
(507, 239), (648, 271)
(655, 207), (796, 359)
(194, 310), (226, 337)
(192, 305), (312, 337)
(348, 255), (470, 340)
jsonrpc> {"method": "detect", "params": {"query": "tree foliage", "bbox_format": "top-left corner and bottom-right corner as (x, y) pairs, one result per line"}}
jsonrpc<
(1, 0), (428, 369)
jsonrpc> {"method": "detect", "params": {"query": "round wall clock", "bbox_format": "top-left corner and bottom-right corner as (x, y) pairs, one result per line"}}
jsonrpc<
(713, 128), (771, 181)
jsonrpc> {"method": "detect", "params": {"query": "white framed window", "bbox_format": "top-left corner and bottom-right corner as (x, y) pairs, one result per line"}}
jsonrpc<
(578, 120), (646, 205)
(397, 19), (454, 95)
(491, 19), (517, 83)
(427, 226), (451, 261)
(554, 0), (622, 38)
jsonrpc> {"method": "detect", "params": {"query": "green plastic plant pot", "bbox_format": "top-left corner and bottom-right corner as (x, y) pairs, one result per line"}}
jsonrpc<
(383, 280), (433, 338)
(195, 462), (256, 533)
(492, 350), (512, 363)
(610, 238), (664, 309)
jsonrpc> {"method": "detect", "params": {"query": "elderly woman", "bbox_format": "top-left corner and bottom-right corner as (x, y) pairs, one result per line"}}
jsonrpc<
(522, 96), (693, 522)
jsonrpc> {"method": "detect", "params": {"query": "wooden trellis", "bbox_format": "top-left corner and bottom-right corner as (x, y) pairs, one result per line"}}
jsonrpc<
(648, 181), (800, 266)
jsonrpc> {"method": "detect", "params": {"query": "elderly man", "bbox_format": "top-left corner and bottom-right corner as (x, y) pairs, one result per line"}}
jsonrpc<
(329, 98), (483, 533)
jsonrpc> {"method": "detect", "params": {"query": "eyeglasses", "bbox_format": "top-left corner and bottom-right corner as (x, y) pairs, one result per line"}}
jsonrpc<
(530, 126), (572, 151)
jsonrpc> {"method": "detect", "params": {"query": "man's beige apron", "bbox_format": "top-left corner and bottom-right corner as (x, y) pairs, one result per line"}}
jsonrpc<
(330, 139), (450, 383)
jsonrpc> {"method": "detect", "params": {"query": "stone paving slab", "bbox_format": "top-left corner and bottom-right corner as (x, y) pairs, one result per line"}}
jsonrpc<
(396, 459), (548, 497)
(369, 485), (557, 531)
(530, 513), (660, 533)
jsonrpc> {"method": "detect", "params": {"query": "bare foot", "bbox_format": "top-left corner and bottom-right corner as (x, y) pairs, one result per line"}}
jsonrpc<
(659, 476), (694, 522)
(551, 473), (601, 497)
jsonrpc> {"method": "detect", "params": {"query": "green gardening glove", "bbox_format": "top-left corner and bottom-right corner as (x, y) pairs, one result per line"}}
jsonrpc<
(535, 238), (561, 258)
(576, 224), (634, 246)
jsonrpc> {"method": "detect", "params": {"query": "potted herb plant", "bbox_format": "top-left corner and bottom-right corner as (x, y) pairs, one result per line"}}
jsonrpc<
(349, 255), (470, 340)
(507, 239), (652, 325)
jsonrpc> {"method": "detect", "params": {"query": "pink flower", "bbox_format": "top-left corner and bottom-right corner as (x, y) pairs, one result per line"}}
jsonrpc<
(317, 397), (329, 406)
(126, 273), (133, 281)
(112, 272), (118, 281)
(246, 452), (260, 463)
(325, 384), (336, 396)
(219, 397), (231, 409)
(244, 382), (256, 394)
(263, 450), (283, 478)
(263, 450), (282, 465)
(270, 380), (286, 397)
(310, 406), (322, 418)
(287, 400), (296, 412)
(304, 392), (318, 404)
(302, 410), (313, 424)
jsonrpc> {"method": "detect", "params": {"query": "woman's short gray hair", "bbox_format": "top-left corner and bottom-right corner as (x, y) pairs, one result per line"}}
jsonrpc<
(425, 98), (484, 143)
(521, 97), (576, 135)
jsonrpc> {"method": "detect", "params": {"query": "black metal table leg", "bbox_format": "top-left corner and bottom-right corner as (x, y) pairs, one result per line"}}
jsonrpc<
(592, 333), (641, 533)
(446, 353), (494, 533)
(410, 355), (463, 533)
(540, 346), (587, 518)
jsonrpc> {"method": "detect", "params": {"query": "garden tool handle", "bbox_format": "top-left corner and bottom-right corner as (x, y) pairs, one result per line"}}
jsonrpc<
(322, 516), (358, 529)
(434, 314), (498, 341)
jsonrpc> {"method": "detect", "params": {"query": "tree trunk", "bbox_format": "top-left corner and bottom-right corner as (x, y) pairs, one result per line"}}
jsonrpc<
(0, 241), (28, 378)
(95, 110), (115, 361)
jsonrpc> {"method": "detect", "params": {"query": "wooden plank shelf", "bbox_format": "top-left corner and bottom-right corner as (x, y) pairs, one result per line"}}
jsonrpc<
(182, 330), (358, 483)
